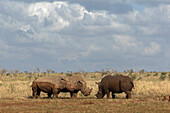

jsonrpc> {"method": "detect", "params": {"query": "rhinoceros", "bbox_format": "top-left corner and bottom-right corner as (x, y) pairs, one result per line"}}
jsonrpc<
(61, 75), (92, 98)
(31, 76), (66, 99)
(95, 75), (134, 99)
(31, 75), (92, 99)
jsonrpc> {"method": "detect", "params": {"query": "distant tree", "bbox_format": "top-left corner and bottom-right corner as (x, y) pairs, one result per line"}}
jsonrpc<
(139, 69), (145, 75)
(129, 69), (134, 74)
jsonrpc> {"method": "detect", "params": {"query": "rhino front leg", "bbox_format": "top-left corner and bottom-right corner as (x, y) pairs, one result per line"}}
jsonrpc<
(48, 93), (52, 98)
(104, 89), (110, 99)
(70, 91), (78, 99)
(36, 90), (41, 99)
(53, 88), (59, 99)
(125, 91), (131, 99)
(112, 92), (115, 99)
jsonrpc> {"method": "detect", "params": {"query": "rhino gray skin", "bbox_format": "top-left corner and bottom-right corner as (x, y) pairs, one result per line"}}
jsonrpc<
(62, 76), (92, 98)
(31, 75), (92, 99)
(96, 75), (134, 99)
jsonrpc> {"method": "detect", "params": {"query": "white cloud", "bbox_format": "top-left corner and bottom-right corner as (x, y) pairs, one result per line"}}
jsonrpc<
(81, 45), (100, 57)
(113, 35), (161, 56)
(143, 42), (161, 55)
(113, 35), (141, 51)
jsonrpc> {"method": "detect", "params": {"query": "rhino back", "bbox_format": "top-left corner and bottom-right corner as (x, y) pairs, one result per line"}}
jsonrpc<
(66, 75), (86, 84)
(35, 76), (63, 85)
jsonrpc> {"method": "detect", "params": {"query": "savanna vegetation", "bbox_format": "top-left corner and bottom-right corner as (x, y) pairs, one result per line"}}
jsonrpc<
(0, 68), (170, 113)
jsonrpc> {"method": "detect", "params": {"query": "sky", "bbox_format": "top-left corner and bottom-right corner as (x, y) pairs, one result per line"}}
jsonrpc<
(0, 0), (170, 72)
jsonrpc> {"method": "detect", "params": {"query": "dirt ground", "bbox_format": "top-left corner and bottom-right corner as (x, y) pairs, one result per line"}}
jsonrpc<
(1, 98), (170, 113)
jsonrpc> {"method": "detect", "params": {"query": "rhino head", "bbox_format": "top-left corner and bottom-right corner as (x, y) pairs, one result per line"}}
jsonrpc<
(95, 82), (105, 99)
(76, 81), (93, 96)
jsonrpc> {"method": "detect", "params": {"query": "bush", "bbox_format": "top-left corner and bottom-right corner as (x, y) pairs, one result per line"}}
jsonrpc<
(168, 73), (170, 79)
(91, 75), (96, 78)
(153, 73), (158, 76)
(66, 73), (72, 77)
(161, 72), (167, 75)
(128, 74), (136, 80)
(137, 77), (142, 81)
(159, 74), (166, 81)
(146, 74), (151, 77)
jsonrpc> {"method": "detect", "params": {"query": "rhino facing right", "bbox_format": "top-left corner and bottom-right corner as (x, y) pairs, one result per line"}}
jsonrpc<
(31, 75), (92, 99)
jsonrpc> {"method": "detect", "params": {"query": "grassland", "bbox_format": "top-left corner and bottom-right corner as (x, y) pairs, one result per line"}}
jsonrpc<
(0, 72), (170, 113)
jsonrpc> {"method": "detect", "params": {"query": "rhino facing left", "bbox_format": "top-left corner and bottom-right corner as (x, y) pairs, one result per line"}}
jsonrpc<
(31, 76), (66, 99)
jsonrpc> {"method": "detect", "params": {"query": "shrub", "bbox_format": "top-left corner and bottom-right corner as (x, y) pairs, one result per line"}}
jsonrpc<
(137, 77), (142, 81)
(161, 72), (167, 75)
(128, 74), (136, 80)
(168, 73), (170, 79)
(139, 69), (145, 75)
(91, 75), (96, 78)
(66, 73), (72, 77)
(159, 74), (166, 81)
(153, 73), (158, 76)
(146, 74), (151, 77)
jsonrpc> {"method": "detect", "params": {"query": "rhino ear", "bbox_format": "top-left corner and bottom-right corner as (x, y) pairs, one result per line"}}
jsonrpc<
(75, 81), (83, 87)
(78, 81), (83, 85)
(95, 82), (100, 85)
(61, 77), (66, 81)
(60, 77), (66, 83)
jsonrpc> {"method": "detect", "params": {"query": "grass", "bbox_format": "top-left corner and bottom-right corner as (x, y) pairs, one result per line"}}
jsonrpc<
(0, 72), (170, 112)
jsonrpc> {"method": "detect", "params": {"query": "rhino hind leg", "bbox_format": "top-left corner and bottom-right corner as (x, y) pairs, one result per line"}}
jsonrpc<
(36, 90), (41, 99)
(32, 89), (36, 99)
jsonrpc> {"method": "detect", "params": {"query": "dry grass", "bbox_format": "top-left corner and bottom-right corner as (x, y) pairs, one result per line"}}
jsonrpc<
(0, 72), (170, 112)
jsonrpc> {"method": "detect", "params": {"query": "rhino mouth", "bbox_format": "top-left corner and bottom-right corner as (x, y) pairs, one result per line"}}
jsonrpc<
(95, 91), (104, 99)
(81, 87), (92, 96)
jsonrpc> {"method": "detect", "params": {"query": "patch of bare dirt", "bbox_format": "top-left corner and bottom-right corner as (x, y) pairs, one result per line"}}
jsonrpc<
(1, 100), (49, 107)
(79, 101), (94, 105)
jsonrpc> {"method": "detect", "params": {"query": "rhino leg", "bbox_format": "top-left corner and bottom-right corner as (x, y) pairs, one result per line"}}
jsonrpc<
(70, 91), (78, 99)
(125, 91), (131, 99)
(112, 92), (115, 99)
(104, 89), (110, 99)
(32, 89), (36, 99)
(36, 90), (41, 99)
(32, 82), (37, 99)
(53, 88), (59, 99)
(48, 93), (52, 98)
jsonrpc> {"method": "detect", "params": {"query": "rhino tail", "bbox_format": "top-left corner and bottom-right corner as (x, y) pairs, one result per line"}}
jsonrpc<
(30, 77), (39, 87)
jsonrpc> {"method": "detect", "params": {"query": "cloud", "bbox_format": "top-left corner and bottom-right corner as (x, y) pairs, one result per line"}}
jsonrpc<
(112, 35), (161, 56)
(127, 0), (170, 6)
(81, 45), (100, 57)
(0, 0), (169, 71)
(143, 42), (161, 55)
